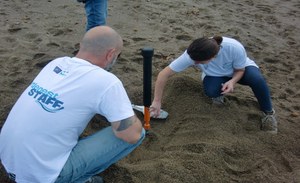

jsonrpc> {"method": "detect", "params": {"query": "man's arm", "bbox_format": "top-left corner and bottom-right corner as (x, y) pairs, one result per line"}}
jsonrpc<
(150, 66), (176, 117)
(111, 115), (143, 144)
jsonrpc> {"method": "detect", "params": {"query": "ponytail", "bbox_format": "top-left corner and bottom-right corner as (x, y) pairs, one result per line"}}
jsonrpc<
(212, 36), (223, 45)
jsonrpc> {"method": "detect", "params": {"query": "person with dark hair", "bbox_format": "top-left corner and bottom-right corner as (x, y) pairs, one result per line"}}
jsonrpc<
(0, 26), (145, 183)
(77, 0), (108, 31)
(150, 36), (277, 134)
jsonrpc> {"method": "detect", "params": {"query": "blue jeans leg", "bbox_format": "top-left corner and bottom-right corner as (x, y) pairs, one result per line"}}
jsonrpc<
(238, 66), (273, 112)
(84, 0), (107, 31)
(55, 126), (145, 183)
(202, 66), (273, 112)
(203, 75), (230, 98)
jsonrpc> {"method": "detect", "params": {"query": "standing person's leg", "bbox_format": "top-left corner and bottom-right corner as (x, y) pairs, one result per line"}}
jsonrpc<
(238, 66), (277, 133)
(84, 0), (108, 31)
(55, 126), (145, 183)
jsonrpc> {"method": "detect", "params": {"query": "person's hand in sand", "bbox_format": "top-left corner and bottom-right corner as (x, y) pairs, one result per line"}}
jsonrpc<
(0, 26), (145, 183)
(221, 81), (234, 94)
(221, 69), (244, 94)
(150, 101), (162, 118)
(151, 36), (277, 134)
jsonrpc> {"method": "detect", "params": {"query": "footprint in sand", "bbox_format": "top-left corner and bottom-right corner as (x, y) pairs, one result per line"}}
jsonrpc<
(246, 113), (261, 128)
(285, 88), (295, 95)
(3, 36), (16, 44)
(175, 34), (192, 41)
(131, 37), (146, 42)
(158, 36), (169, 42)
(7, 23), (23, 33)
(263, 58), (280, 64)
(46, 42), (60, 48)
(33, 53), (53, 68)
(24, 33), (43, 44)
(47, 28), (73, 36)
(256, 4), (273, 13)
(165, 143), (206, 154)
(33, 53), (46, 60)
(10, 78), (27, 88)
(24, 33), (39, 40)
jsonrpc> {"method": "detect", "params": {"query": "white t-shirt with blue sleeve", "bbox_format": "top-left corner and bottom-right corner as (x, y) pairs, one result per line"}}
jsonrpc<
(169, 37), (258, 77)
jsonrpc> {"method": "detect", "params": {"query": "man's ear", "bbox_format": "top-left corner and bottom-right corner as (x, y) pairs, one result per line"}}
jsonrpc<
(105, 48), (116, 63)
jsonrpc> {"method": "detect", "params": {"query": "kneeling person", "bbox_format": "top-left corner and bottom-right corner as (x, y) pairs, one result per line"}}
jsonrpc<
(0, 26), (145, 183)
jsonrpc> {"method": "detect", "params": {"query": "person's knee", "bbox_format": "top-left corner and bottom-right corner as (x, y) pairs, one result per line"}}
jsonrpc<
(203, 77), (224, 98)
(139, 128), (146, 142)
(204, 87), (221, 98)
(246, 74), (266, 87)
(128, 128), (145, 145)
(254, 75), (266, 83)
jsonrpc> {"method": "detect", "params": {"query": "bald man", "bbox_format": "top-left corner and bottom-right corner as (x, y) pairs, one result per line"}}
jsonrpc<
(0, 26), (145, 183)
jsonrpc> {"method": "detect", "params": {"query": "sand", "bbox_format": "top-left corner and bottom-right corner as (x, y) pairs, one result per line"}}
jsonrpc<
(0, 0), (300, 182)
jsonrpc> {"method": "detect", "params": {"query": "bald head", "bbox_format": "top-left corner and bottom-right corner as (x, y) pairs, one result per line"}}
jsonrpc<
(76, 26), (123, 69)
(79, 26), (123, 57)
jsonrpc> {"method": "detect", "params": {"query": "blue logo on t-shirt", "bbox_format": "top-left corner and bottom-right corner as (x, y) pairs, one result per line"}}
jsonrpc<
(53, 66), (69, 76)
(53, 66), (62, 74)
(28, 82), (64, 113)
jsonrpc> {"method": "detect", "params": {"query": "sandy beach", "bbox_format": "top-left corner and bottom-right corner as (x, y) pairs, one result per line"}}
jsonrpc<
(0, 0), (300, 182)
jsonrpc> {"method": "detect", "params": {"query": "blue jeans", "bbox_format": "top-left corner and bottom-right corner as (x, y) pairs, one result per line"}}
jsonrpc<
(55, 127), (145, 183)
(203, 66), (273, 113)
(84, 0), (107, 31)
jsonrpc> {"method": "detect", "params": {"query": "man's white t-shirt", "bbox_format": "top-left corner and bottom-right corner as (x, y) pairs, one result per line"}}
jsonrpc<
(0, 57), (134, 183)
(169, 37), (258, 77)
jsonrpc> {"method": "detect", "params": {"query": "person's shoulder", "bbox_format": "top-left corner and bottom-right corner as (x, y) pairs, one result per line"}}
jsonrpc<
(222, 37), (241, 45)
(53, 56), (72, 63)
(82, 69), (122, 92)
(221, 37), (245, 50)
(92, 68), (121, 83)
(177, 50), (194, 62)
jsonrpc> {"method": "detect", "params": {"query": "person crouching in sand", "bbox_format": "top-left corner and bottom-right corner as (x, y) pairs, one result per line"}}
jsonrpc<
(0, 26), (145, 183)
(150, 36), (277, 134)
